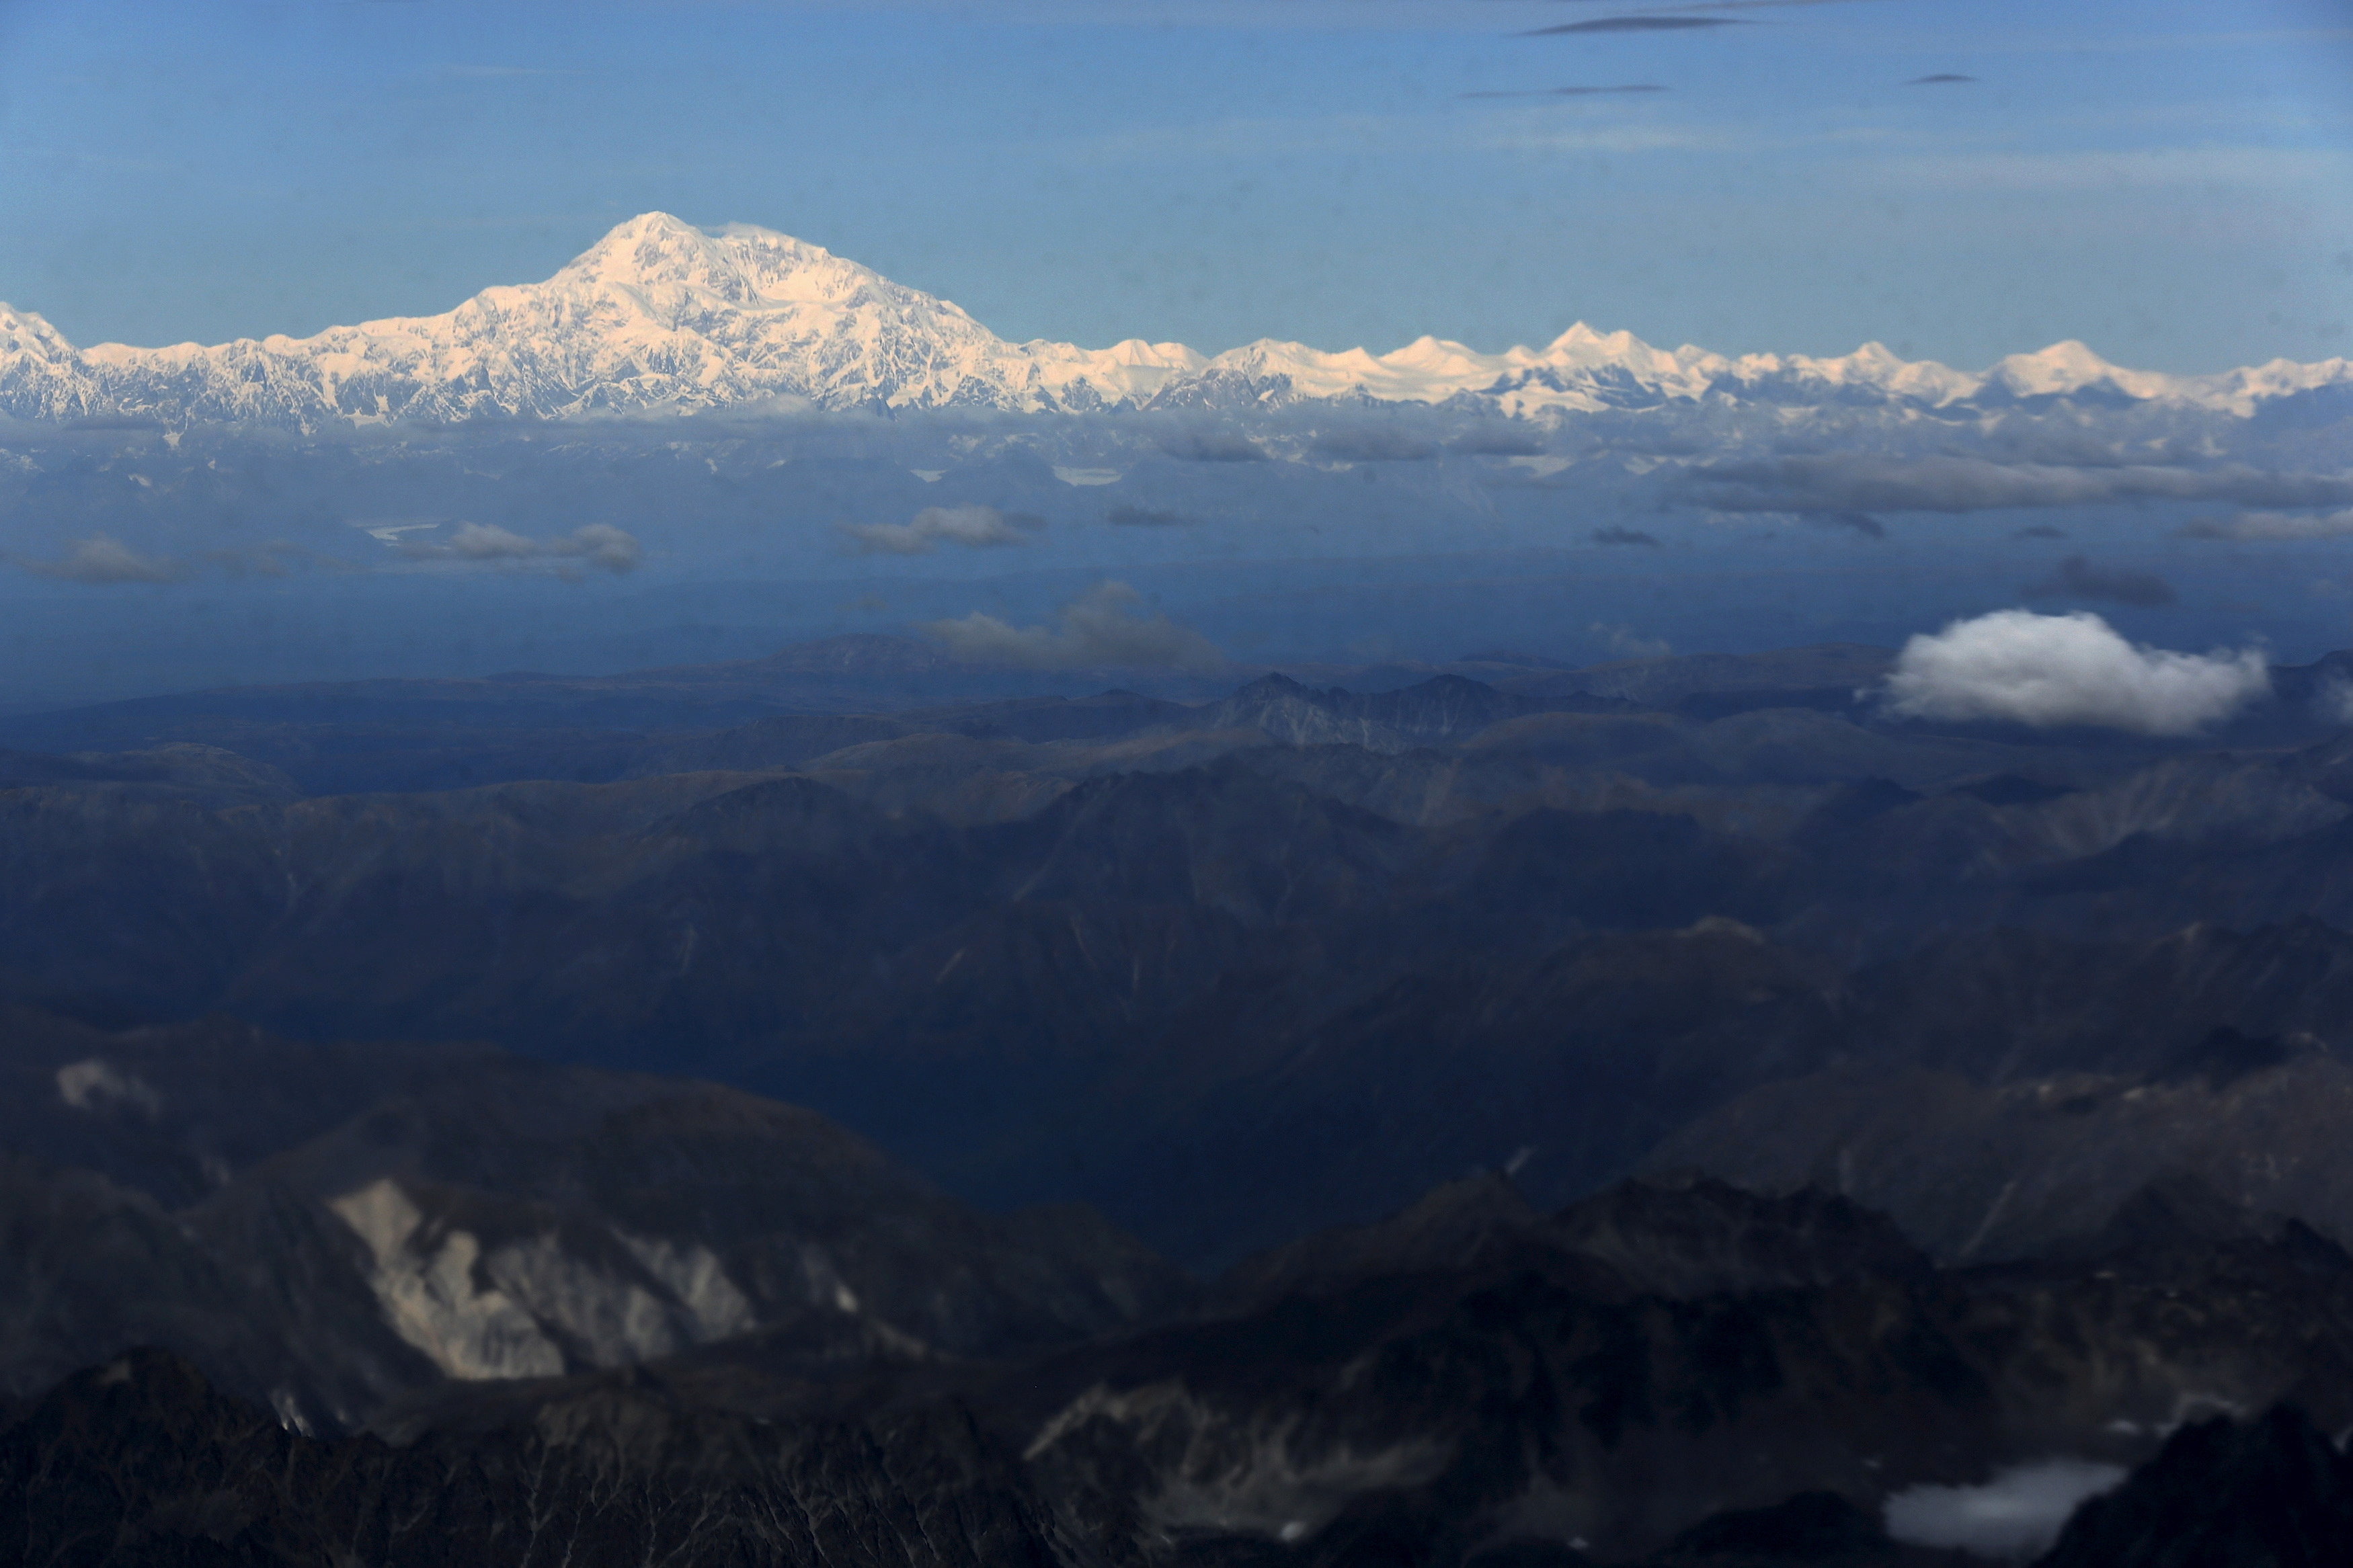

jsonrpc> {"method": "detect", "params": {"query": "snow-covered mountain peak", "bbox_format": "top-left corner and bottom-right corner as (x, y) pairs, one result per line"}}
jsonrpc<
(1989, 339), (2134, 396)
(0, 214), (2342, 427)
(557, 214), (918, 314)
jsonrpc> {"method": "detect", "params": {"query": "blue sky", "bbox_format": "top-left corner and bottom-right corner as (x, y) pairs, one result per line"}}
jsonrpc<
(1, 0), (2349, 372)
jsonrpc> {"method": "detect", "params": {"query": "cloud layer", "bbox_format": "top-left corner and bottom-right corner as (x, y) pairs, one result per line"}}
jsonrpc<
(1881, 610), (2269, 735)
(925, 581), (1226, 671)
(840, 505), (1045, 554)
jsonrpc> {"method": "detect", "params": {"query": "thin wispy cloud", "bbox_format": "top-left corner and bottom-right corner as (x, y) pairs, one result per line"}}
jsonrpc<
(1878, 145), (2353, 192)
(840, 505), (1047, 555)
(396, 522), (643, 575)
(926, 581), (1226, 671)
(1908, 73), (1977, 85)
(1523, 17), (1750, 36)
(2022, 554), (2178, 608)
(1463, 84), (1669, 99)
(436, 64), (577, 79)
(1805, 509), (1887, 539)
(4, 535), (189, 585)
(1518, 0), (1874, 9)
(1978, 26), (2353, 54)
(2184, 508), (2353, 542)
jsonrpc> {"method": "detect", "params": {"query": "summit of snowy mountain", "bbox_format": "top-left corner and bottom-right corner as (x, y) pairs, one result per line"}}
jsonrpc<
(1, 213), (2344, 429)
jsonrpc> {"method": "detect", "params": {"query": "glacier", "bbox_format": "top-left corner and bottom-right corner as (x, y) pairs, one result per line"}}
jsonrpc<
(3, 212), (2346, 430)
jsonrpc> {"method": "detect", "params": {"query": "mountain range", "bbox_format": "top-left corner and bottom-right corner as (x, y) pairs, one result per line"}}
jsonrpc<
(3, 212), (2346, 429)
(15, 636), (2353, 1271)
(15, 636), (2353, 1561)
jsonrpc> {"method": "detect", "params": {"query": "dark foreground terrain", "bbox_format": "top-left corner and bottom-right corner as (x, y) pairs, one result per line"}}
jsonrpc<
(9, 635), (2353, 1563)
(9, 1164), (2353, 1565)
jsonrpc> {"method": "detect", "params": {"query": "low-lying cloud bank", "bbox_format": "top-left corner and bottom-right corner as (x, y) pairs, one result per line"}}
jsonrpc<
(1881, 609), (2270, 735)
(1884, 1458), (2126, 1559)
(2185, 507), (2353, 541)
(401, 522), (643, 573)
(5, 534), (190, 583)
(926, 581), (1226, 671)
(840, 505), (1045, 554)
(1698, 454), (2353, 515)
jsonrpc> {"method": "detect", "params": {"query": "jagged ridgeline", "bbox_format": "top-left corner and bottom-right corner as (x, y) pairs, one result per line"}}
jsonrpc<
(3, 212), (2344, 426)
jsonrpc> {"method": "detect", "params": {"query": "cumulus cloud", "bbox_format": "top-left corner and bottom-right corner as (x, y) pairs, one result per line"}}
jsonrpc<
(839, 505), (1046, 555)
(1884, 1460), (2125, 1559)
(1696, 455), (2353, 515)
(925, 581), (1226, 671)
(2184, 507), (2353, 541)
(1881, 610), (2269, 735)
(7, 534), (190, 584)
(401, 521), (643, 573)
(2021, 554), (2178, 607)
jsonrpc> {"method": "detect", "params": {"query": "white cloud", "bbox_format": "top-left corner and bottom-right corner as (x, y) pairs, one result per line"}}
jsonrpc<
(925, 581), (1226, 671)
(840, 505), (1045, 555)
(1884, 1459), (2127, 1559)
(1881, 610), (2270, 735)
